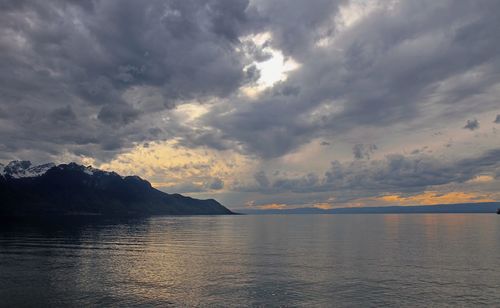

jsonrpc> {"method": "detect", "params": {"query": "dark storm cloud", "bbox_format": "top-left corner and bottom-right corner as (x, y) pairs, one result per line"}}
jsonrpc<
(49, 106), (77, 125)
(2, 0), (500, 165)
(250, 0), (347, 59)
(0, 0), (256, 161)
(463, 119), (479, 131)
(97, 104), (141, 126)
(194, 0), (500, 158)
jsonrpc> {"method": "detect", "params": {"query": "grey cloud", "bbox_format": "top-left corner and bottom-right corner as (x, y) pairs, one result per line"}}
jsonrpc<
(0, 0), (257, 161)
(272, 173), (319, 193)
(208, 177), (224, 190)
(100, 138), (123, 152)
(352, 144), (364, 160)
(251, 0), (347, 59)
(97, 104), (141, 126)
(244, 64), (262, 84)
(193, 0), (500, 158)
(254, 170), (270, 188)
(352, 144), (377, 160)
(463, 119), (479, 131)
(2, 0), (500, 173)
(237, 148), (500, 202)
(49, 106), (77, 125)
(329, 148), (500, 196)
(242, 40), (273, 62)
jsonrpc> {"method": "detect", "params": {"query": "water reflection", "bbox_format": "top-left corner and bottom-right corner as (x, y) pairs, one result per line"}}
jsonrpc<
(1, 214), (499, 306)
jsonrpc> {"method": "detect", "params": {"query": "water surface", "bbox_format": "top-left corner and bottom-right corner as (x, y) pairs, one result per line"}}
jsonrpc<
(1, 214), (499, 306)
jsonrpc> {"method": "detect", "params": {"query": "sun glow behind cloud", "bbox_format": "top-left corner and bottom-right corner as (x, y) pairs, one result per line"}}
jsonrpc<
(255, 50), (299, 88)
(240, 32), (300, 97)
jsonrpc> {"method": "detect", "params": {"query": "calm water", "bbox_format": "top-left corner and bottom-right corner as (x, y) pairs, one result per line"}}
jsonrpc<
(1, 214), (499, 307)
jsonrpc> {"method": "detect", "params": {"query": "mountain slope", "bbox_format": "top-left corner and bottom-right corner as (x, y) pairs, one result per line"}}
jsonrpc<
(0, 161), (233, 217)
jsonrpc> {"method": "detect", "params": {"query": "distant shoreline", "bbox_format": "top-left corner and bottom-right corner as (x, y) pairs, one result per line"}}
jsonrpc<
(237, 202), (500, 215)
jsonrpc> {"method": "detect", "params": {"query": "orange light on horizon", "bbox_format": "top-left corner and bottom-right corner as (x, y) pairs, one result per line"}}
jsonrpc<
(251, 203), (288, 210)
(378, 191), (495, 206)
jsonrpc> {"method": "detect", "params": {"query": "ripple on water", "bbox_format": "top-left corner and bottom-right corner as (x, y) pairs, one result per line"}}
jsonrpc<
(1, 214), (499, 306)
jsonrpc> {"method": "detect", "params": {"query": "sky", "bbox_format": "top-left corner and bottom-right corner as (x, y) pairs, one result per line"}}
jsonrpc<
(1, 0), (499, 210)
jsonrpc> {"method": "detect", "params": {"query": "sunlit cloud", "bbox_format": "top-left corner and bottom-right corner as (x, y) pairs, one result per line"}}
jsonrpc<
(247, 203), (288, 210)
(377, 191), (496, 206)
(97, 140), (257, 194)
(313, 203), (335, 210)
(466, 175), (494, 184)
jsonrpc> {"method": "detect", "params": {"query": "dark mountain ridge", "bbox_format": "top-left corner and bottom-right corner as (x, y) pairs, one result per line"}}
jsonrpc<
(0, 161), (233, 218)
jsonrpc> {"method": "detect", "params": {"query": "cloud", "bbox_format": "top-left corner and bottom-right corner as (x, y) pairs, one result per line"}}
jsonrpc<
(191, 0), (500, 158)
(376, 191), (495, 206)
(236, 148), (500, 203)
(49, 106), (78, 126)
(157, 182), (205, 194)
(1, 0), (500, 208)
(208, 177), (224, 190)
(0, 0), (257, 162)
(352, 144), (377, 160)
(324, 150), (500, 195)
(153, 177), (222, 193)
(254, 170), (270, 188)
(2, 0), (500, 163)
(245, 202), (288, 210)
(463, 119), (479, 130)
(97, 104), (141, 126)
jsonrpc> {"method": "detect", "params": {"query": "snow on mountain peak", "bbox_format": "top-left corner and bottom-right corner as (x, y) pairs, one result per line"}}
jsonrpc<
(0, 160), (123, 180)
(1, 161), (55, 178)
(84, 165), (102, 176)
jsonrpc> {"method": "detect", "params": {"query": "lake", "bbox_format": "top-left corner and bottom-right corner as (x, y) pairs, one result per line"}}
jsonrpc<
(1, 214), (499, 307)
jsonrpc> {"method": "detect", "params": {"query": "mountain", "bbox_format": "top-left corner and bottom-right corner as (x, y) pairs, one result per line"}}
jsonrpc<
(239, 202), (500, 215)
(0, 161), (233, 218)
(1, 161), (55, 178)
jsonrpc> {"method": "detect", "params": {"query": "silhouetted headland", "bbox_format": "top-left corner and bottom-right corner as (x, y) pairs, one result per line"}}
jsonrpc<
(0, 161), (233, 219)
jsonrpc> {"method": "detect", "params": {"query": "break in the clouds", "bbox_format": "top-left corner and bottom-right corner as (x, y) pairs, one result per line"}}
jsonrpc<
(1, 0), (500, 208)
